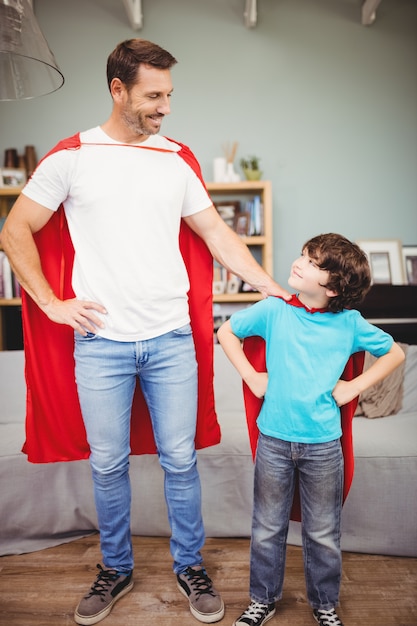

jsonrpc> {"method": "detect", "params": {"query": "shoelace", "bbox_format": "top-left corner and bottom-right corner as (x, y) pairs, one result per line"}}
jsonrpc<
(85, 564), (120, 599)
(241, 601), (271, 619)
(185, 567), (216, 598)
(316, 608), (343, 625)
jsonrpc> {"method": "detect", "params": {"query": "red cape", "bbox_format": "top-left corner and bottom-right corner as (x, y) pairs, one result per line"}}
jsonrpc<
(242, 296), (364, 522)
(21, 133), (220, 463)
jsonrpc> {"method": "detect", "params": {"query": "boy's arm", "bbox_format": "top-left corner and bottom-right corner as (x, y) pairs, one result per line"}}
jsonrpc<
(217, 320), (268, 399)
(332, 342), (405, 407)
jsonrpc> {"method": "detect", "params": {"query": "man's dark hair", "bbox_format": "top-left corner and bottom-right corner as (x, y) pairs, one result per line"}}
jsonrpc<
(303, 233), (372, 313)
(106, 39), (177, 91)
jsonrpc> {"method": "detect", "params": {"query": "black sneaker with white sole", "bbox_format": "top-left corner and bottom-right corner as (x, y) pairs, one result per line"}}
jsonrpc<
(233, 600), (276, 626)
(313, 607), (344, 626)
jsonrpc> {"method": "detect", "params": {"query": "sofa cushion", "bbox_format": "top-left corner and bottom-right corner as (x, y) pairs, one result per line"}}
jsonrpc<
(0, 350), (25, 424)
(0, 423), (26, 457)
(401, 344), (417, 414)
(355, 343), (408, 418)
(213, 344), (245, 414)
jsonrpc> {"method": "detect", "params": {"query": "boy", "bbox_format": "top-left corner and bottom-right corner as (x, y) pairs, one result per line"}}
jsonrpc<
(217, 233), (404, 626)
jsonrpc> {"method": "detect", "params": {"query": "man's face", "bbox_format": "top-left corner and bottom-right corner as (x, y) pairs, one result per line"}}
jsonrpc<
(120, 64), (173, 137)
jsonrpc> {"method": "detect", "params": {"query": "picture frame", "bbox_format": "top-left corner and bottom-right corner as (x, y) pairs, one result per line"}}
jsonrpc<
(356, 239), (405, 285)
(213, 261), (227, 295)
(214, 201), (240, 229)
(402, 245), (417, 285)
(233, 211), (251, 236)
(0, 167), (27, 188)
(226, 272), (241, 294)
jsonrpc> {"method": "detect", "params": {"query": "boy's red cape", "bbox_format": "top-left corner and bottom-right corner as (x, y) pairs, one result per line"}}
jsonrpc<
(242, 295), (364, 522)
(21, 133), (220, 463)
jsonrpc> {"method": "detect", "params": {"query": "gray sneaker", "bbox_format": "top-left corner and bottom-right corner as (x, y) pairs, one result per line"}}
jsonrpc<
(74, 564), (133, 625)
(177, 566), (225, 623)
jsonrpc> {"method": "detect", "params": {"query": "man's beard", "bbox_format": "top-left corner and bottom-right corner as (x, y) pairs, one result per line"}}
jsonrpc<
(121, 107), (162, 137)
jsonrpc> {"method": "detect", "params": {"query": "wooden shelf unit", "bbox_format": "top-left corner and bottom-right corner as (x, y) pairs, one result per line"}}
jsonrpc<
(0, 188), (22, 350)
(0, 186), (21, 215)
(206, 180), (273, 304)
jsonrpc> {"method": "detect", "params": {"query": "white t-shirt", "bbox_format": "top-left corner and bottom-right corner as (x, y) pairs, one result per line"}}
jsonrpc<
(22, 127), (212, 341)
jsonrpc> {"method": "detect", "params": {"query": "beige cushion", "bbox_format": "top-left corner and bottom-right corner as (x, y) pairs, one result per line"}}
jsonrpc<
(355, 343), (408, 418)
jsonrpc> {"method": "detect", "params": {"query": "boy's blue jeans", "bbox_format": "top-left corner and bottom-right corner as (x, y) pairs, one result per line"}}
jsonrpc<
(250, 433), (343, 610)
(74, 324), (204, 575)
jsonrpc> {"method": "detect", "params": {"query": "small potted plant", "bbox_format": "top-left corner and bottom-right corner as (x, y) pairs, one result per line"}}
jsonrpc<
(240, 155), (262, 181)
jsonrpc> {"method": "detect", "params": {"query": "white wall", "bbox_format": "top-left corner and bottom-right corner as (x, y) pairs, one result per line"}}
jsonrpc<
(1, 0), (416, 285)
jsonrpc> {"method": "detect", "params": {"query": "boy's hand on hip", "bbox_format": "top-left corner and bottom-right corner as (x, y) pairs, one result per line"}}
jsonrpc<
(332, 379), (361, 407)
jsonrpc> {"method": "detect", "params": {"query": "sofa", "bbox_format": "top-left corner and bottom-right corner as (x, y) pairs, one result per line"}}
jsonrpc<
(1, 343), (416, 557)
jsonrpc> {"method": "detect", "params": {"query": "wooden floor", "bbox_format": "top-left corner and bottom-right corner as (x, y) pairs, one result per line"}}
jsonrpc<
(0, 535), (416, 626)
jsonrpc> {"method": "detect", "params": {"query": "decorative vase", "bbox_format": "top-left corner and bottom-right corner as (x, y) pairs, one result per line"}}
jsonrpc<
(25, 145), (38, 178)
(243, 169), (262, 181)
(213, 157), (227, 182)
(4, 148), (18, 167)
(225, 162), (240, 182)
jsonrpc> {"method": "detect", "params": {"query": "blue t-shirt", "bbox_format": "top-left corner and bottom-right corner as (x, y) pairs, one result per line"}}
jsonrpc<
(229, 296), (393, 444)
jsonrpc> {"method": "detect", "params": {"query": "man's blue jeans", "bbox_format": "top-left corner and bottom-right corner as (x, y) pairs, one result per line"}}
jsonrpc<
(250, 433), (343, 610)
(74, 324), (204, 575)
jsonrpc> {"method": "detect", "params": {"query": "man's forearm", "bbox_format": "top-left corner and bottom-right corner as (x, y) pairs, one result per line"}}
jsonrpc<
(207, 226), (284, 297)
(1, 224), (56, 310)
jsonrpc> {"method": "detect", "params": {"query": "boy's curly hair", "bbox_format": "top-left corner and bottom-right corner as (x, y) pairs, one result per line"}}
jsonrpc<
(303, 233), (372, 313)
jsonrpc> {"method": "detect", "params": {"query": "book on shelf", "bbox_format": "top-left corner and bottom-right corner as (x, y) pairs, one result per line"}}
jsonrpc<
(0, 251), (21, 299)
(215, 201), (240, 229)
(213, 261), (243, 295)
(214, 195), (264, 237)
(248, 195), (263, 236)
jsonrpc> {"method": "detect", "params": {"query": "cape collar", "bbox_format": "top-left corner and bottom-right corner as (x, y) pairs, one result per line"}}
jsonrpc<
(284, 293), (329, 314)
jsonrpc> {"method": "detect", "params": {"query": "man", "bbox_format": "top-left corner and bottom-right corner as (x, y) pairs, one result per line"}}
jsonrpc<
(1, 39), (288, 625)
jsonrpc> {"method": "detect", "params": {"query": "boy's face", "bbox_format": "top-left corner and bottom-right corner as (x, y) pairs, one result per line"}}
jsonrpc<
(288, 249), (335, 304)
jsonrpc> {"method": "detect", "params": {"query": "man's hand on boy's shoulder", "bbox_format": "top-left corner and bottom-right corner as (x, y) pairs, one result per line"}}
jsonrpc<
(259, 279), (291, 301)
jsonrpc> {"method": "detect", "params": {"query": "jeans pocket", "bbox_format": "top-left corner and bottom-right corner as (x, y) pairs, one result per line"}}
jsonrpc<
(74, 331), (98, 342)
